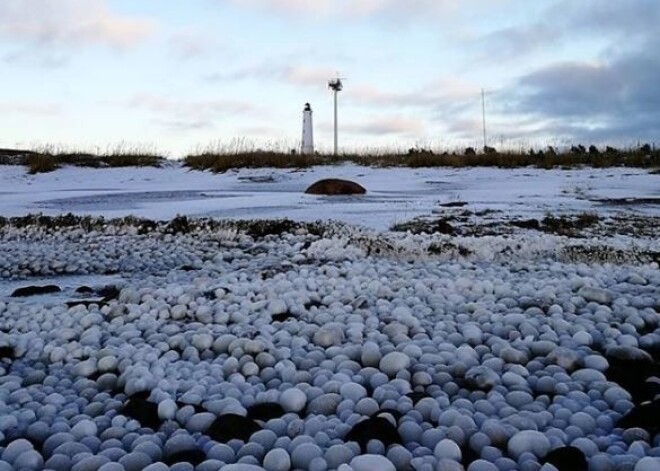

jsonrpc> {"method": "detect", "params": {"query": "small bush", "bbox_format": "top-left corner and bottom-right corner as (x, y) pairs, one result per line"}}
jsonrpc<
(26, 154), (59, 174)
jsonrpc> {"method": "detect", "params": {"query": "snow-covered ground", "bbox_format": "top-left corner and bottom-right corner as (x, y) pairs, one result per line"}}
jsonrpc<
(1, 164), (658, 230)
(0, 165), (658, 471)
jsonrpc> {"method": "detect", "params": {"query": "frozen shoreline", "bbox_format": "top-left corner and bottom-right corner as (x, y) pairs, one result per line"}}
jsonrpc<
(0, 170), (658, 470)
(0, 164), (658, 231)
(0, 219), (659, 469)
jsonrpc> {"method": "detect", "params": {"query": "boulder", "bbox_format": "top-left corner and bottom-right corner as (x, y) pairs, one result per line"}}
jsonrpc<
(11, 285), (61, 297)
(305, 179), (366, 195)
(206, 414), (261, 443)
(345, 416), (402, 452)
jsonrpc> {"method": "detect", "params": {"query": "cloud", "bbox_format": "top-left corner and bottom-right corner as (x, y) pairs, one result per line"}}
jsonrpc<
(206, 64), (337, 88)
(477, 0), (660, 60)
(323, 116), (425, 136)
(168, 31), (223, 61)
(505, 38), (660, 142)
(0, 0), (155, 50)
(348, 78), (481, 116)
(129, 94), (260, 132)
(0, 102), (61, 115)
(229, 0), (460, 20)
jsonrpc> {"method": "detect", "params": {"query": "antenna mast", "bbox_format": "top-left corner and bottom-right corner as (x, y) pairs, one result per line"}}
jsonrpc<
(481, 88), (487, 150)
(328, 75), (344, 156)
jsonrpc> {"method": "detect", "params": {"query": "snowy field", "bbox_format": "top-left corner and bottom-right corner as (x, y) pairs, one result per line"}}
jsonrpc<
(0, 163), (658, 230)
(0, 164), (658, 471)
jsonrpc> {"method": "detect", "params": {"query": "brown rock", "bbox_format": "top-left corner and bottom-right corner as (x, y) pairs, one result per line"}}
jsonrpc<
(305, 179), (366, 195)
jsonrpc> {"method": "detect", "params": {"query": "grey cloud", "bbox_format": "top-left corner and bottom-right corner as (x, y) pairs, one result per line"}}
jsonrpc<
(505, 38), (660, 142)
(478, 0), (660, 61)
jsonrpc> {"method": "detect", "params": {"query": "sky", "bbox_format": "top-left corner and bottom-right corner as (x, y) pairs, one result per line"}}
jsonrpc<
(0, 0), (658, 156)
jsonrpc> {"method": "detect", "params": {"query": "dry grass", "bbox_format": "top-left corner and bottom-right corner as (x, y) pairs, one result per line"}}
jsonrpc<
(186, 151), (328, 172)
(0, 143), (165, 174)
(185, 144), (660, 172)
(3, 141), (659, 173)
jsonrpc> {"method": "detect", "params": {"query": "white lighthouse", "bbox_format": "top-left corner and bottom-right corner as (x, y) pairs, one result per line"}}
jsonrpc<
(301, 103), (314, 154)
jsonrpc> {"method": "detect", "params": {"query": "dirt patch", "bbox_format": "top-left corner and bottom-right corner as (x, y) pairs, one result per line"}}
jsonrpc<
(592, 197), (660, 206)
(439, 201), (468, 208)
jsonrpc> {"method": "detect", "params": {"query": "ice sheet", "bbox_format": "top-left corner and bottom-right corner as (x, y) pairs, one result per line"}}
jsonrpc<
(0, 164), (657, 230)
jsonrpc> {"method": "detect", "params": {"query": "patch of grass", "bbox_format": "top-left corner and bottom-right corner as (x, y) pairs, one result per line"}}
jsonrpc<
(391, 218), (456, 235)
(26, 153), (60, 174)
(0, 214), (329, 239)
(541, 212), (600, 234)
(185, 143), (660, 172)
(0, 143), (164, 173)
(186, 151), (327, 173)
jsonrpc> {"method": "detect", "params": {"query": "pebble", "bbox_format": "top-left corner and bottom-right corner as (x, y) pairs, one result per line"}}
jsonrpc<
(0, 218), (657, 471)
(379, 352), (411, 377)
(350, 455), (396, 471)
(263, 448), (291, 471)
(434, 439), (462, 461)
(281, 389), (307, 413)
(508, 431), (551, 459)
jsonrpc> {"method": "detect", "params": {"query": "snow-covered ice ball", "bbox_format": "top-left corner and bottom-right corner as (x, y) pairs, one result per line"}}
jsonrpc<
(508, 431), (551, 460)
(268, 300), (288, 316)
(577, 287), (612, 305)
(313, 324), (345, 348)
(434, 439), (462, 461)
(379, 352), (410, 377)
(2, 439), (35, 464)
(307, 393), (341, 416)
(71, 419), (97, 439)
(350, 454), (396, 471)
(361, 342), (382, 368)
(281, 388), (307, 413)
(635, 457), (660, 471)
(325, 445), (355, 469)
(467, 460), (499, 471)
(192, 334), (213, 351)
(290, 443), (323, 469)
(263, 448), (291, 471)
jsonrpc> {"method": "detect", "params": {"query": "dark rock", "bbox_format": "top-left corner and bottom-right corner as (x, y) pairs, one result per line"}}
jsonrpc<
(304, 299), (323, 310)
(429, 219), (455, 235)
(0, 345), (15, 362)
(11, 285), (61, 297)
(371, 409), (402, 422)
(461, 443), (481, 469)
(604, 347), (658, 404)
(345, 416), (402, 453)
(544, 446), (588, 471)
(120, 393), (162, 431)
(164, 449), (206, 466)
(66, 299), (106, 309)
(439, 201), (468, 208)
(97, 285), (121, 302)
(407, 391), (431, 405)
(75, 286), (94, 294)
(206, 414), (262, 443)
(305, 179), (366, 196)
(272, 311), (296, 323)
(247, 402), (286, 422)
(617, 400), (660, 436)
(176, 401), (207, 414)
(512, 219), (541, 230)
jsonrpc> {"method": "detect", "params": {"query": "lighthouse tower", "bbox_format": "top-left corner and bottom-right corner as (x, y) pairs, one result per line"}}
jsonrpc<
(301, 103), (314, 154)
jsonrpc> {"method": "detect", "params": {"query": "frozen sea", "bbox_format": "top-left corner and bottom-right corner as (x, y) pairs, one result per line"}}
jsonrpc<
(0, 163), (658, 230)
